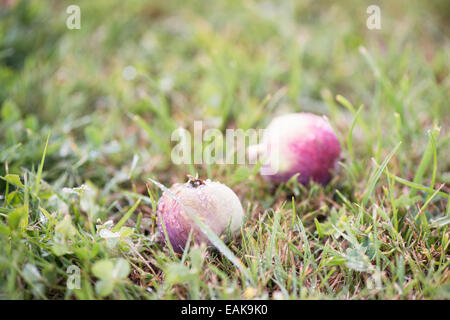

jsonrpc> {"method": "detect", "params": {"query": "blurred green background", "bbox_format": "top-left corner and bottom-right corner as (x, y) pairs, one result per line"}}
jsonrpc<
(0, 0), (448, 299)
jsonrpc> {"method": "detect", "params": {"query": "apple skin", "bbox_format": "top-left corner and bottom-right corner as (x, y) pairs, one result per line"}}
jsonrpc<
(250, 113), (341, 185)
(156, 179), (244, 253)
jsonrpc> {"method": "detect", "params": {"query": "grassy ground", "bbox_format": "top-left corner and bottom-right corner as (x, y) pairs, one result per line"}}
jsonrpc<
(0, 0), (449, 300)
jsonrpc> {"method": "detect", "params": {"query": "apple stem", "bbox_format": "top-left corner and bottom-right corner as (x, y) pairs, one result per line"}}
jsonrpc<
(187, 174), (205, 188)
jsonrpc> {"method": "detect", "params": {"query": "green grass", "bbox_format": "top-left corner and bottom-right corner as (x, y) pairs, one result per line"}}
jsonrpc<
(0, 0), (449, 299)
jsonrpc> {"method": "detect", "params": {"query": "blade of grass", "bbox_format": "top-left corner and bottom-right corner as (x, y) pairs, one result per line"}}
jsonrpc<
(336, 95), (370, 138)
(382, 171), (448, 198)
(146, 184), (177, 259)
(112, 198), (142, 232)
(147, 178), (253, 283)
(410, 127), (440, 197)
(426, 128), (438, 201)
(362, 142), (401, 207)
(34, 133), (50, 194)
(131, 114), (172, 156)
